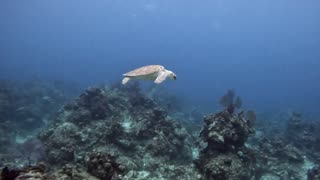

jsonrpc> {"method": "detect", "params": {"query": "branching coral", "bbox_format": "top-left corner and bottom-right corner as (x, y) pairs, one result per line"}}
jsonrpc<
(17, 138), (46, 165)
(219, 89), (242, 114)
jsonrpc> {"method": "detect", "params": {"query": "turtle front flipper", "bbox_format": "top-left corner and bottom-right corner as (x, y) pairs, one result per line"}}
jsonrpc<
(154, 71), (169, 83)
(122, 77), (131, 84)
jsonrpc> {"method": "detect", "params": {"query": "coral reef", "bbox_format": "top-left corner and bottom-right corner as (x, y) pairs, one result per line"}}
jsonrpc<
(254, 136), (308, 179)
(248, 111), (320, 179)
(200, 110), (255, 151)
(285, 112), (320, 158)
(196, 107), (256, 179)
(38, 83), (195, 179)
(2, 80), (320, 180)
(196, 149), (255, 180)
(0, 80), (77, 173)
(0, 79), (70, 132)
(193, 89), (259, 180)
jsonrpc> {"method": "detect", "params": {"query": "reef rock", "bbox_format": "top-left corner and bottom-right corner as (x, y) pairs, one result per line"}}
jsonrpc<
(196, 110), (256, 179)
(0, 163), (46, 180)
(85, 151), (125, 180)
(286, 112), (320, 159)
(200, 110), (255, 152)
(195, 147), (256, 180)
(308, 166), (320, 180)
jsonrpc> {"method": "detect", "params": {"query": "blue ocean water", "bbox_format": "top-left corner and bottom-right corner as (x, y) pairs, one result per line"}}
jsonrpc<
(0, 0), (319, 116)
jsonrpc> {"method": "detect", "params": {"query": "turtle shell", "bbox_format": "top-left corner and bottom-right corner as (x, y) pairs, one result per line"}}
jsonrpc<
(124, 65), (164, 77)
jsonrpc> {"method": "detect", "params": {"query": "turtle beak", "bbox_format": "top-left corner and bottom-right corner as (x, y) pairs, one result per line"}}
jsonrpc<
(173, 75), (177, 80)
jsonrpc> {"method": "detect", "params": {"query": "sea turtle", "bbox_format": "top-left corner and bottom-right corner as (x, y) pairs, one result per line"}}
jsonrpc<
(122, 65), (177, 84)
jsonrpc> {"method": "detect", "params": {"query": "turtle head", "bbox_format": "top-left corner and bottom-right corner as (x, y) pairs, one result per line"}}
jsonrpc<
(167, 70), (177, 80)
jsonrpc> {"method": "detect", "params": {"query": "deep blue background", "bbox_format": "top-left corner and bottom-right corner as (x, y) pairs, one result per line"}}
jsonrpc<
(1, 0), (319, 115)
